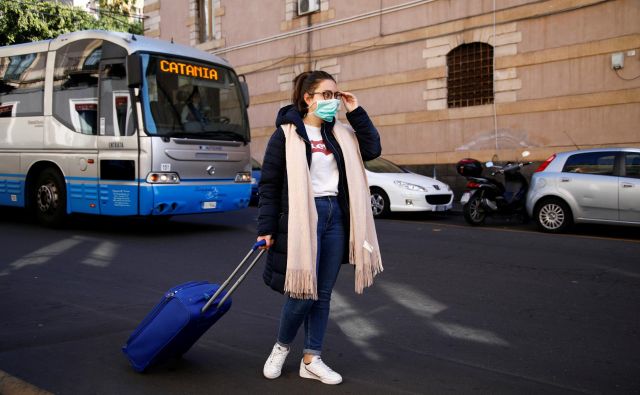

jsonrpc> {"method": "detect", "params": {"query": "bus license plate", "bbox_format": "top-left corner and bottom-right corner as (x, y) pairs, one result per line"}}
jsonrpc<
(202, 201), (217, 209)
(460, 192), (470, 204)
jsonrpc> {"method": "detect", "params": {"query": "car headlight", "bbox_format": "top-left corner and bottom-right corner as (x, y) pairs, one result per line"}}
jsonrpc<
(394, 180), (426, 192)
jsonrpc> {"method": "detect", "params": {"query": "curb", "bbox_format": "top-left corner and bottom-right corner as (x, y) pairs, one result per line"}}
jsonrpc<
(0, 370), (52, 395)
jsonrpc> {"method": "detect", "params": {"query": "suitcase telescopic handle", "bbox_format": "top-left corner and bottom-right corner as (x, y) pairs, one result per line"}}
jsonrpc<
(201, 240), (266, 313)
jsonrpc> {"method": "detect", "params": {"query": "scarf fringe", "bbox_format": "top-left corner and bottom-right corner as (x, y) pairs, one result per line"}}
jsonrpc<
(284, 270), (318, 300)
(349, 240), (384, 294)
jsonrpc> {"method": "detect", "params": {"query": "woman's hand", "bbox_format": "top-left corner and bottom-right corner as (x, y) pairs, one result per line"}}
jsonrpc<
(340, 91), (358, 113)
(257, 235), (274, 249)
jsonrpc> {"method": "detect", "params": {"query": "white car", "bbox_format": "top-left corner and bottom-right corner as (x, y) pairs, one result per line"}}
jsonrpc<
(365, 157), (454, 218)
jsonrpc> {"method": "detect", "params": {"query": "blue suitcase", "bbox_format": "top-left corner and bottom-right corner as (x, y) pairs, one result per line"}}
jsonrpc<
(122, 241), (265, 372)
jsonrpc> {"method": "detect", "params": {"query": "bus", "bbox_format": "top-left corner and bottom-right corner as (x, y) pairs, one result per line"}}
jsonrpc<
(0, 30), (253, 226)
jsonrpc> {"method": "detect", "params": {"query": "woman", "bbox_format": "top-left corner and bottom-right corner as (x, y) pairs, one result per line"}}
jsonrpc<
(257, 70), (383, 385)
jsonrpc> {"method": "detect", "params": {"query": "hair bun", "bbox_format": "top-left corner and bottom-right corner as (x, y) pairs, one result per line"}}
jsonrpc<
(293, 71), (312, 86)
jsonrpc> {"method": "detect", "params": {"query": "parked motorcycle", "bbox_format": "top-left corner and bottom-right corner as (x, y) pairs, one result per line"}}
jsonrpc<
(456, 152), (532, 226)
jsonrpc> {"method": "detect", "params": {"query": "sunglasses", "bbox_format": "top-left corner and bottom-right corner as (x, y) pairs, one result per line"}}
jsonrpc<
(311, 90), (343, 100)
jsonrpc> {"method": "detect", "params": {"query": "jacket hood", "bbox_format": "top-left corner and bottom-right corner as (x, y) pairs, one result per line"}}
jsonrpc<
(276, 105), (305, 131)
(275, 104), (336, 138)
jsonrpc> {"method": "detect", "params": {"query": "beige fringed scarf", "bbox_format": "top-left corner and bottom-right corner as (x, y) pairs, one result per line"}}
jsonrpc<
(283, 123), (383, 300)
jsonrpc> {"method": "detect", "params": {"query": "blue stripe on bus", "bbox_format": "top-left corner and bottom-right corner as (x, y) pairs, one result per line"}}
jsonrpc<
(66, 176), (100, 181)
(0, 173), (26, 178)
(1, 174), (250, 215)
(68, 181), (250, 216)
(0, 177), (25, 207)
(67, 177), (238, 184)
(139, 183), (251, 215)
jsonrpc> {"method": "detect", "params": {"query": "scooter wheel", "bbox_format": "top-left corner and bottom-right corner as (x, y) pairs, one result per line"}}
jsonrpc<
(463, 196), (486, 226)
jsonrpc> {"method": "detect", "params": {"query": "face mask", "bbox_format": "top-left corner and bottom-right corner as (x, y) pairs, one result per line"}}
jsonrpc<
(312, 99), (340, 122)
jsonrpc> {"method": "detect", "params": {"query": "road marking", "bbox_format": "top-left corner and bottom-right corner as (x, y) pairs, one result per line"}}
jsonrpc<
(0, 370), (52, 395)
(378, 282), (510, 346)
(377, 282), (447, 318)
(82, 240), (118, 268)
(0, 238), (84, 276)
(331, 291), (383, 361)
(0, 236), (119, 276)
(587, 263), (640, 279)
(430, 321), (510, 346)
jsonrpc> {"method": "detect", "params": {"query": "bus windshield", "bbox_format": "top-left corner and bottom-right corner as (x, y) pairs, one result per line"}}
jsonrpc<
(141, 54), (249, 143)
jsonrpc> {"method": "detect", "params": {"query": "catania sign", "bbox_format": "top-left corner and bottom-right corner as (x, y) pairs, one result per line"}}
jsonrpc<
(159, 60), (218, 80)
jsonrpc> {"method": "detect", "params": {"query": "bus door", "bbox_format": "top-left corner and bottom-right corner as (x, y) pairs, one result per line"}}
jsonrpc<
(97, 60), (139, 215)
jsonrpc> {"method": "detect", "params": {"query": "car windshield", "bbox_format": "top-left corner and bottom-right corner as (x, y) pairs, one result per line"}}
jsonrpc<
(140, 54), (249, 143)
(365, 157), (407, 173)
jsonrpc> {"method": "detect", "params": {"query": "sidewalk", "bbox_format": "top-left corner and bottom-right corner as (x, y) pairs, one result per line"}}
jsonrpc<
(0, 370), (52, 395)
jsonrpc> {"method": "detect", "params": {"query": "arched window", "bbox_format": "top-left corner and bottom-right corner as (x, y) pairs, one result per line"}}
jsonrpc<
(447, 42), (493, 108)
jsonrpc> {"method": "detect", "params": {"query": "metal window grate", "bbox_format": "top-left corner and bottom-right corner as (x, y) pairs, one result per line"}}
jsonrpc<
(447, 43), (494, 108)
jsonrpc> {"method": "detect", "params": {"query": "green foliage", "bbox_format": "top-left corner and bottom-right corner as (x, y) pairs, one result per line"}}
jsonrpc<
(0, 0), (142, 46)
(96, 0), (143, 35)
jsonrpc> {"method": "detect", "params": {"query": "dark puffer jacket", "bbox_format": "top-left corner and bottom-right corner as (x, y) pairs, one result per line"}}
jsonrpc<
(257, 104), (381, 293)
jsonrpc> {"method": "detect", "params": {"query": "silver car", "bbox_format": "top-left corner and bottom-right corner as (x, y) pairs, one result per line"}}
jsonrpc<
(526, 148), (640, 233)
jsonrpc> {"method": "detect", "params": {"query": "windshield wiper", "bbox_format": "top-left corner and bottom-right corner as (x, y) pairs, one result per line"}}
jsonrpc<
(161, 132), (201, 139)
(160, 130), (247, 143)
(156, 84), (182, 132)
(200, 130), (247, 144)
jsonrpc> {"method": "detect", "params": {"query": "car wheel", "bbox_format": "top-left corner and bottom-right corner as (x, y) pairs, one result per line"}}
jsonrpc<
(370, 187), (390, 218)
(33, 168), (67, 227)
(534, 198), (573, 233)
(463, 196), (486, 225)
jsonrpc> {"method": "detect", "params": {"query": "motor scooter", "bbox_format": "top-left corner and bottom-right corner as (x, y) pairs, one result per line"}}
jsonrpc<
(456, 152), (532, 226)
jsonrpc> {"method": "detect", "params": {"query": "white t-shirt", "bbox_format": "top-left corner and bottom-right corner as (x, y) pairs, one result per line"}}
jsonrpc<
(305, 124), (339, 197)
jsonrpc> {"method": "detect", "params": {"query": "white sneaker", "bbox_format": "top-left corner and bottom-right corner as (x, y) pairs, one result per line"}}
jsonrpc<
(299, 356), (343, 385)
(263, 343), (290, 379)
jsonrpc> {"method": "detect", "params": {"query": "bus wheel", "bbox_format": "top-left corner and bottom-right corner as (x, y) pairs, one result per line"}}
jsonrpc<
(34, 168), (67, 227)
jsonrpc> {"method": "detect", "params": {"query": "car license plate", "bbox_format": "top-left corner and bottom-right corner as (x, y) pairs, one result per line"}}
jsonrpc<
(435, 205), (446, 212)
(202, 201), (217, 209)
(460, 192), (470, 204)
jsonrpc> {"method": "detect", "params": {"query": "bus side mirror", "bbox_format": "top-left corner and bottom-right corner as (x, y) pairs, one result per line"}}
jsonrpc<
(239, 75), (250, 108)
(127, 53), (142, 88)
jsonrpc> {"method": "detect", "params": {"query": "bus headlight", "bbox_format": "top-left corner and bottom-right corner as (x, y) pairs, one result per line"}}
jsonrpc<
(235, 172), (252, 183)
(147, 172), (180, 184)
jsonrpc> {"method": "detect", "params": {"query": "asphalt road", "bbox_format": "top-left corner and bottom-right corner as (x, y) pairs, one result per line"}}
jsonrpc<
(0, 207), (638, 394)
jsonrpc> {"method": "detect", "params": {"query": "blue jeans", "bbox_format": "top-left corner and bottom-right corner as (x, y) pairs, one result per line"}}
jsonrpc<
(276, 196), (345, 355)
